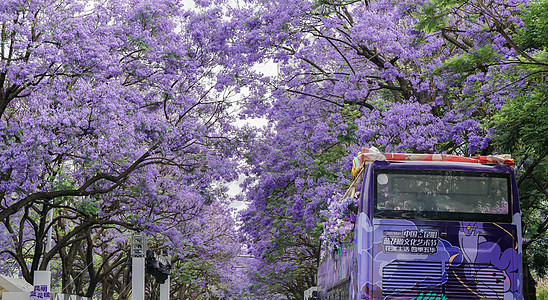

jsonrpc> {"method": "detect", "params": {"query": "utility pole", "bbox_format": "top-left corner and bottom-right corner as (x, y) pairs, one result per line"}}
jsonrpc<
(158, 250), (170, 300)
(131, 233), (146, 300)
(131, 233), (171, 300)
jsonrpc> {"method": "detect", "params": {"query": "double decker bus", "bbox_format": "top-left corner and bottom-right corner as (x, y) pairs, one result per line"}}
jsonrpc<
(317, 149), (522, 300)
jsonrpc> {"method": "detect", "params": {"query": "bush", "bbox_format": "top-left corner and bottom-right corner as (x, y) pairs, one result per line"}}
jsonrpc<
(538, 278), (548, 300)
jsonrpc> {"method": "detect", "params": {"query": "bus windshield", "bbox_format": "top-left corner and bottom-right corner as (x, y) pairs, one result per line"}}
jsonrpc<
(374, 169), (511, 222)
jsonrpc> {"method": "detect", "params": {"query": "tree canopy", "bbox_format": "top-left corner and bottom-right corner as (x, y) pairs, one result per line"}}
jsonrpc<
(0, 0), (546, 299)
(235, 0), (547, 299)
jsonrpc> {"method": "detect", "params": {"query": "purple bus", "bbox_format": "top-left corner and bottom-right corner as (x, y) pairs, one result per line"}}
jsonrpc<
(317, 152), (522, 300)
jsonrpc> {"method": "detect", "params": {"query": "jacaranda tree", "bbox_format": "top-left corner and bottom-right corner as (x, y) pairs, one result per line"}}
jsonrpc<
(235, 0), (547, 298)
(0, 0), (247, 298)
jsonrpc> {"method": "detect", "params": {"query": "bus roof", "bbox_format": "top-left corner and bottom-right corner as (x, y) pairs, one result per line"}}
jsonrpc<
(351, 147), (513, 179)
(382, 153), (514, 166)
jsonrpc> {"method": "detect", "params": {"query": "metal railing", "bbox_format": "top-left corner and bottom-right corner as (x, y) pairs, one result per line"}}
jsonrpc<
(50, 293), (92, 300)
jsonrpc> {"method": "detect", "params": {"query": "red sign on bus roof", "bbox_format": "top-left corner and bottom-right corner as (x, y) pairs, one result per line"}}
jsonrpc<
(352, 147), (514, 179)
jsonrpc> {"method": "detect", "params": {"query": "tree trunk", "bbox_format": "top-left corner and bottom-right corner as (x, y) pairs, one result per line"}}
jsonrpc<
(523, 262), (537, 300)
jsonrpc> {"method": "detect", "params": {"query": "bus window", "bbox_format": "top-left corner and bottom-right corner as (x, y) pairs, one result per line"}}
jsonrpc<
(374, 169), (511, 222)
